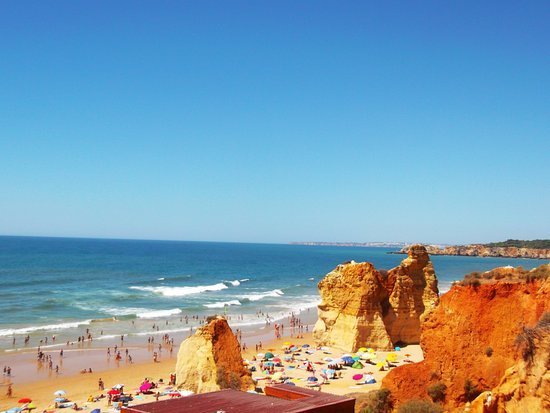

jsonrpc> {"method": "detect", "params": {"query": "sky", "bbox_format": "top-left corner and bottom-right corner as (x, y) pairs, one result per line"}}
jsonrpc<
(0, 1), (548, 244)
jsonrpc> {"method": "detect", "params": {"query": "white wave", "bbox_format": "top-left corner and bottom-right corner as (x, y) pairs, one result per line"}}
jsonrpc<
(0, 320), (92, 337)
(130, 282), (228, 297)
(226, 280), (240, 286)
(100, 307), (150, 317)
(204, 300), (241, 309)
(239, 289), (284, 302)
(308, 277), (315, 281)
(239, 278), (250, 282)
(137, 308), (182, 319)
(158, 277), (165, 281)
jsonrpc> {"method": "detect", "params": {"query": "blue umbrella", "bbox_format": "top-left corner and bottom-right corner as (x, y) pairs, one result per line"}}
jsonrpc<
(307, 376), (318, 382)
(302, 344), (310, 348)
(341, 356), (354, 365)
(91, 410), (101, 413)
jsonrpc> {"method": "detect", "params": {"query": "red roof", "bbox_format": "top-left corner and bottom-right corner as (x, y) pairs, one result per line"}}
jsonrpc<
(122, 385), (355, 413)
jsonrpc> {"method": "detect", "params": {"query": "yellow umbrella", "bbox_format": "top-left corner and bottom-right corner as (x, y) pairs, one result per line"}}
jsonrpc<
(271, 372), (283, 380)
(361, 352), (376, 360)
(386, 353), (398, 362)
(367, 348), (375, 353)
(357, 347), (367, 353)
(375, 362), (385, 370)
(283, 341), (291, 346)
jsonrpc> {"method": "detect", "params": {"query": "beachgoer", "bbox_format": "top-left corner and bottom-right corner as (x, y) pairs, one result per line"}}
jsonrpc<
(6, 383), (13, 397)
(99, 378), (105, 390)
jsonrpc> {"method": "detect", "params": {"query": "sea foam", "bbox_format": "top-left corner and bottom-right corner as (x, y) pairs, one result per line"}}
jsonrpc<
(204, 300), (242, 309)
(239, 289), (284, 302)
(130, 282), (228, 297)
(137, 308), (182, 319)
(0, 320), (92, 337)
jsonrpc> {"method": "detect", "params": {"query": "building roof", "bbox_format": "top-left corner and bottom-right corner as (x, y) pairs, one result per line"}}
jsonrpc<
(122, 385), (355, 413)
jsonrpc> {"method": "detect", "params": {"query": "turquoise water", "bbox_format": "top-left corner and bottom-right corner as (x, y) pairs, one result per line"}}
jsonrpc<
(0, 236), (546, 350)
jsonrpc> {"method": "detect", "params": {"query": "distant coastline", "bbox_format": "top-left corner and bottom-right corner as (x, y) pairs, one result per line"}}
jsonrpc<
(290, 241), (408, 248)
(391, 241), (550, 260)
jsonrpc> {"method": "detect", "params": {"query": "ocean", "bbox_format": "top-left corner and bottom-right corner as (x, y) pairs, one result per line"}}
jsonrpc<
(0, 236), (547, 352)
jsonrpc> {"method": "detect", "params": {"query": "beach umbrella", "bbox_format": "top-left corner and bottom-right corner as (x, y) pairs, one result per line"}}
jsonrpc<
(256, 353), (265, 359)
(341, 356), (354, 365)
(352, 356), (360, 361)
(107, 389), (120, 395)
(375, 362), (385, 370)
(302, 344), (310, 348)
(357, 347), (367, 353)
(26, 403), (36, 411)
(113, 384), (124, 389)
(367, 348), (375, 353)
(351, 360), (364, 369)
(361, 352), (377, 360)
(307, 376), (318, 382)
(352, 373), (364, 381)
(271, 372), (283, 381)
(341, 353), (352, 358)
(90, 409), (101, 413)
(272, 357), (282, 363)
(17, 399), (32, 404)
(53, 390), (66, 396)
(265, 352), (274, 359)
(386, 353), (398, 362)
(139, 382), (152, 392)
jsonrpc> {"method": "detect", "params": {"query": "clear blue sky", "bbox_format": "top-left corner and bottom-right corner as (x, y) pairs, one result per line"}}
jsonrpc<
(1, 1), (548, 244)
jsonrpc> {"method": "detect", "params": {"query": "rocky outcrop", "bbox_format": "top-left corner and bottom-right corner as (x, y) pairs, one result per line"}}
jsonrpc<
(384, 244), (440, 344)
(313, 245), (439, 351)
(396, 244), (550, 259)
(175, 316), (252, 393)
(382, 264), (550, 410)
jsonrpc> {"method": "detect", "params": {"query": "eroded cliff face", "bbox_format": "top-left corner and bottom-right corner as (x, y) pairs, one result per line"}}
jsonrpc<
(175, 316), (252, 393)
(398, 244), (550, 259)
(382, 265), (550, 410)
(313, 245), (439, 351)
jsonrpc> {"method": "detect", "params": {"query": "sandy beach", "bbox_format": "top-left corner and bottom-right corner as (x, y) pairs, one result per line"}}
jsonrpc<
(1, 319), (423, 412)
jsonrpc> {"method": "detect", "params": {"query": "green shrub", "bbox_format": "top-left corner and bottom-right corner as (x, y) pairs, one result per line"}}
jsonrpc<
(397, 399), (443, 413)
(353, 388), (392, 413)
(464, 378), (482, 402)
(426, 382), (446, 403)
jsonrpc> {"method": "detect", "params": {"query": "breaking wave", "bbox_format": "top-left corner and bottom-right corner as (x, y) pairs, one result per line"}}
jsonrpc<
(129, 283), (228, 297)
(203, 300), (242, 309)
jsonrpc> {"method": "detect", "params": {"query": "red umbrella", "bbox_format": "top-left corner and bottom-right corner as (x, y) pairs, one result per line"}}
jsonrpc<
(19, 398), (32, 403)
(108, 389), (120, 395)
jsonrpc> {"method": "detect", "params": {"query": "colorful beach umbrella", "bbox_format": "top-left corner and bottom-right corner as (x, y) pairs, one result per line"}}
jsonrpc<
(352, 373), (364, 381)
(17, 399), (32, 404)
(265, 352), (274, 359)
(90, 409), (101, 413)
(107, 389), (120, 395)
(54, 390), (66, 396)
(386, 353), (398, 362)
(26, 403), (36, 411)
(357, 347), (367, 353)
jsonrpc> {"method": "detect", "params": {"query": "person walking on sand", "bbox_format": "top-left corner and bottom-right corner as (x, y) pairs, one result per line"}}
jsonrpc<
(98, 378), (104, 390)
(6, 383), (13, 397)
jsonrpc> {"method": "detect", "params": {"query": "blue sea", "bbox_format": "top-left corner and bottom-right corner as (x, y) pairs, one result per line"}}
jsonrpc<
(0, 236), (547, 352)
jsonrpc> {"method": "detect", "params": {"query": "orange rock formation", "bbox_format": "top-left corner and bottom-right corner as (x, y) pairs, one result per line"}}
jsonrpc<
(382, 264), (549, 410)
(175, 316), (252, 393)
(313, 245), (439, 351)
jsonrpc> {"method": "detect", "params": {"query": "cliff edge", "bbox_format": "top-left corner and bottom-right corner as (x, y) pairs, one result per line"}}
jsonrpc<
(382, 264), (549, 410)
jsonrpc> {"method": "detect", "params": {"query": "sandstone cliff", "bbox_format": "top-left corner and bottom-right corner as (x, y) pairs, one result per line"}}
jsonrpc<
(175, 316), (252, 393)
(382, 264), (550, 410)
(313, 245), (439, 352)
(396, 244), (550, 259)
